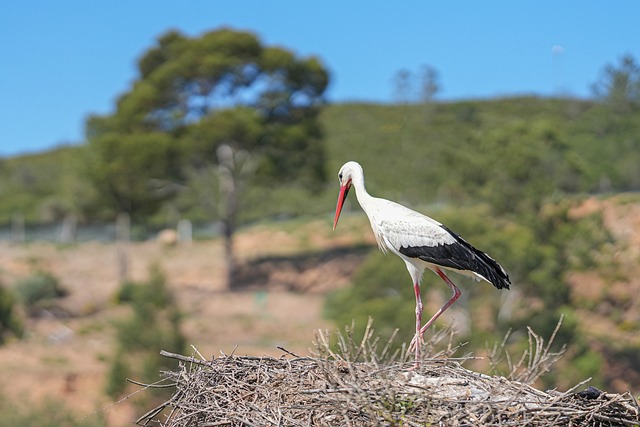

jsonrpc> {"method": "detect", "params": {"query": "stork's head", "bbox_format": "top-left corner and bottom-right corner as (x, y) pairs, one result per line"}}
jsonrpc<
(333, 161), (362, 230)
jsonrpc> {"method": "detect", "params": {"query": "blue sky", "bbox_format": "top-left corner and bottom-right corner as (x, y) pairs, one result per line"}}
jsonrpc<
(1, 1), (639, 157)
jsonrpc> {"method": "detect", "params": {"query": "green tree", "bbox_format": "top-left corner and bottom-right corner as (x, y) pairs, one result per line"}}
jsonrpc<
(84, 28), (329, 285)
(83, 131), (181, 220)
(84, 29), (329, 218)
(592, 54), (640, 114)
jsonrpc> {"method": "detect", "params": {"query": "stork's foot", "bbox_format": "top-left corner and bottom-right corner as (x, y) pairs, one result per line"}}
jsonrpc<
(409, 332), (424, 353)
(408, 333), (424, 369)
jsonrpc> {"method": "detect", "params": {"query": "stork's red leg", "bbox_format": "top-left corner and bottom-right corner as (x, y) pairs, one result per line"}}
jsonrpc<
(417, 268), (461, 336)
(412, 281), (423, 364)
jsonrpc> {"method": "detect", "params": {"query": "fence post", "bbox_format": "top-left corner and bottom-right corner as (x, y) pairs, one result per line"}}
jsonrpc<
(11, 212), (25, 243)
(177, 219), (192, 245)
(58, 213), (77, 243)
(116, 213), (130, 284)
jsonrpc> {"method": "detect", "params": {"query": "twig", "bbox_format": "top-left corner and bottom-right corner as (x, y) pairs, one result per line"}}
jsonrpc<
(191, 344), (207, 362)
(160, 349), (211, 366)
(127, 377), (176, 388)
(277, 346), (300, 358)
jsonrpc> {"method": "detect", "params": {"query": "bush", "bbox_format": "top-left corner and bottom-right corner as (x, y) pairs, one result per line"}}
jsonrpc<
(14, 271), (66, 316)
(105, 349), (129, 398)
(0, 283), (23, 343)
(0, 395), (106, 427)
(325, 250), (416, 346)
(107, 264), (186, 401)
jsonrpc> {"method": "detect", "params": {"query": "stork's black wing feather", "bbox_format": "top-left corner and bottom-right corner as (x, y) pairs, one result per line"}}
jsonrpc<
(399, 225), (510, 290)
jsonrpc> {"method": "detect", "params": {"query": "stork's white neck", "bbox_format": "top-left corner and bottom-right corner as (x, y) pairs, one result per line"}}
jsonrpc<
(347, 165), (389, 252)
(350, 169), (376, 216)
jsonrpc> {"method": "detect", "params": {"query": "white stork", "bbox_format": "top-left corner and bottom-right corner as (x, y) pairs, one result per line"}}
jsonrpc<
(332, 161), (510, 364)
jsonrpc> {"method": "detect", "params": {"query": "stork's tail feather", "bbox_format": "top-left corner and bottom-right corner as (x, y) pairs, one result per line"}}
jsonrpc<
(469, 247), (511, 290)
(442, 226), (510, 290)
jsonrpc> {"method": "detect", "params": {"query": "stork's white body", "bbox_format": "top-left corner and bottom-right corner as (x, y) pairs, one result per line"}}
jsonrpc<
(357, 190), (470, 284)
(333, 161), (510, 366)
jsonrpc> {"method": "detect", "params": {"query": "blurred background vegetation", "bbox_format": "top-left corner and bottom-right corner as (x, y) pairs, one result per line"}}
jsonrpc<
(2, 27), (640, 424)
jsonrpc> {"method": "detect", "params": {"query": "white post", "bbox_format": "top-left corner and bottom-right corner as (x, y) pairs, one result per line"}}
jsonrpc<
(11, 212), (25, 244)
(116, 213), (130, 284)
(177, 219), (192, 245)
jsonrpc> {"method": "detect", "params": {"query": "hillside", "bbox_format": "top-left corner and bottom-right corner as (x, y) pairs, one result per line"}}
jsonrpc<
(0, 217), (371, 426)
(2, 98), (640, 425)
(1, 195), (640, 425)
(2, 97), (640, 226)
(566, 195), (640, 391)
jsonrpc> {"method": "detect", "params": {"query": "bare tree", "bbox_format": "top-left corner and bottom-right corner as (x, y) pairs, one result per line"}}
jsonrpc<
(216, 144), (253, 288)
(392, 68), (414, 103)
(420, 65), (440, 121)
(420, 65), (440, 103)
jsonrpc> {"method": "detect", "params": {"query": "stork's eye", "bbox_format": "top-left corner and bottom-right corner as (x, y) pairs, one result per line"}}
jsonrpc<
(339, 173), (343, 180)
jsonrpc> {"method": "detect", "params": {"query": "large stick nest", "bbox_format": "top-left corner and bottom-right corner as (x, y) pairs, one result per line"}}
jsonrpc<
(137, 324), (639, 426)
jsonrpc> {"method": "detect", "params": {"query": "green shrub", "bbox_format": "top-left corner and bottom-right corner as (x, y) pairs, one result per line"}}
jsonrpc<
(14, 271), (66, 315)
(0, 395), (106, 427)
(325, 250), (417, 346)
(114, 280), (137, 303)
(105, 349), (129, 398)
(106, 264), (185, 401)
(0, 283), (23, 343)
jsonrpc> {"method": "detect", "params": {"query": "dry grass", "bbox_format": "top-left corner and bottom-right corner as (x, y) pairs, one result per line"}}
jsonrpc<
(135, 320), (639, 427)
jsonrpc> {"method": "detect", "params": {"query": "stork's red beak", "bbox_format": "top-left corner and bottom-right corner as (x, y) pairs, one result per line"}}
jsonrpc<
(333, 182), (351, 230)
